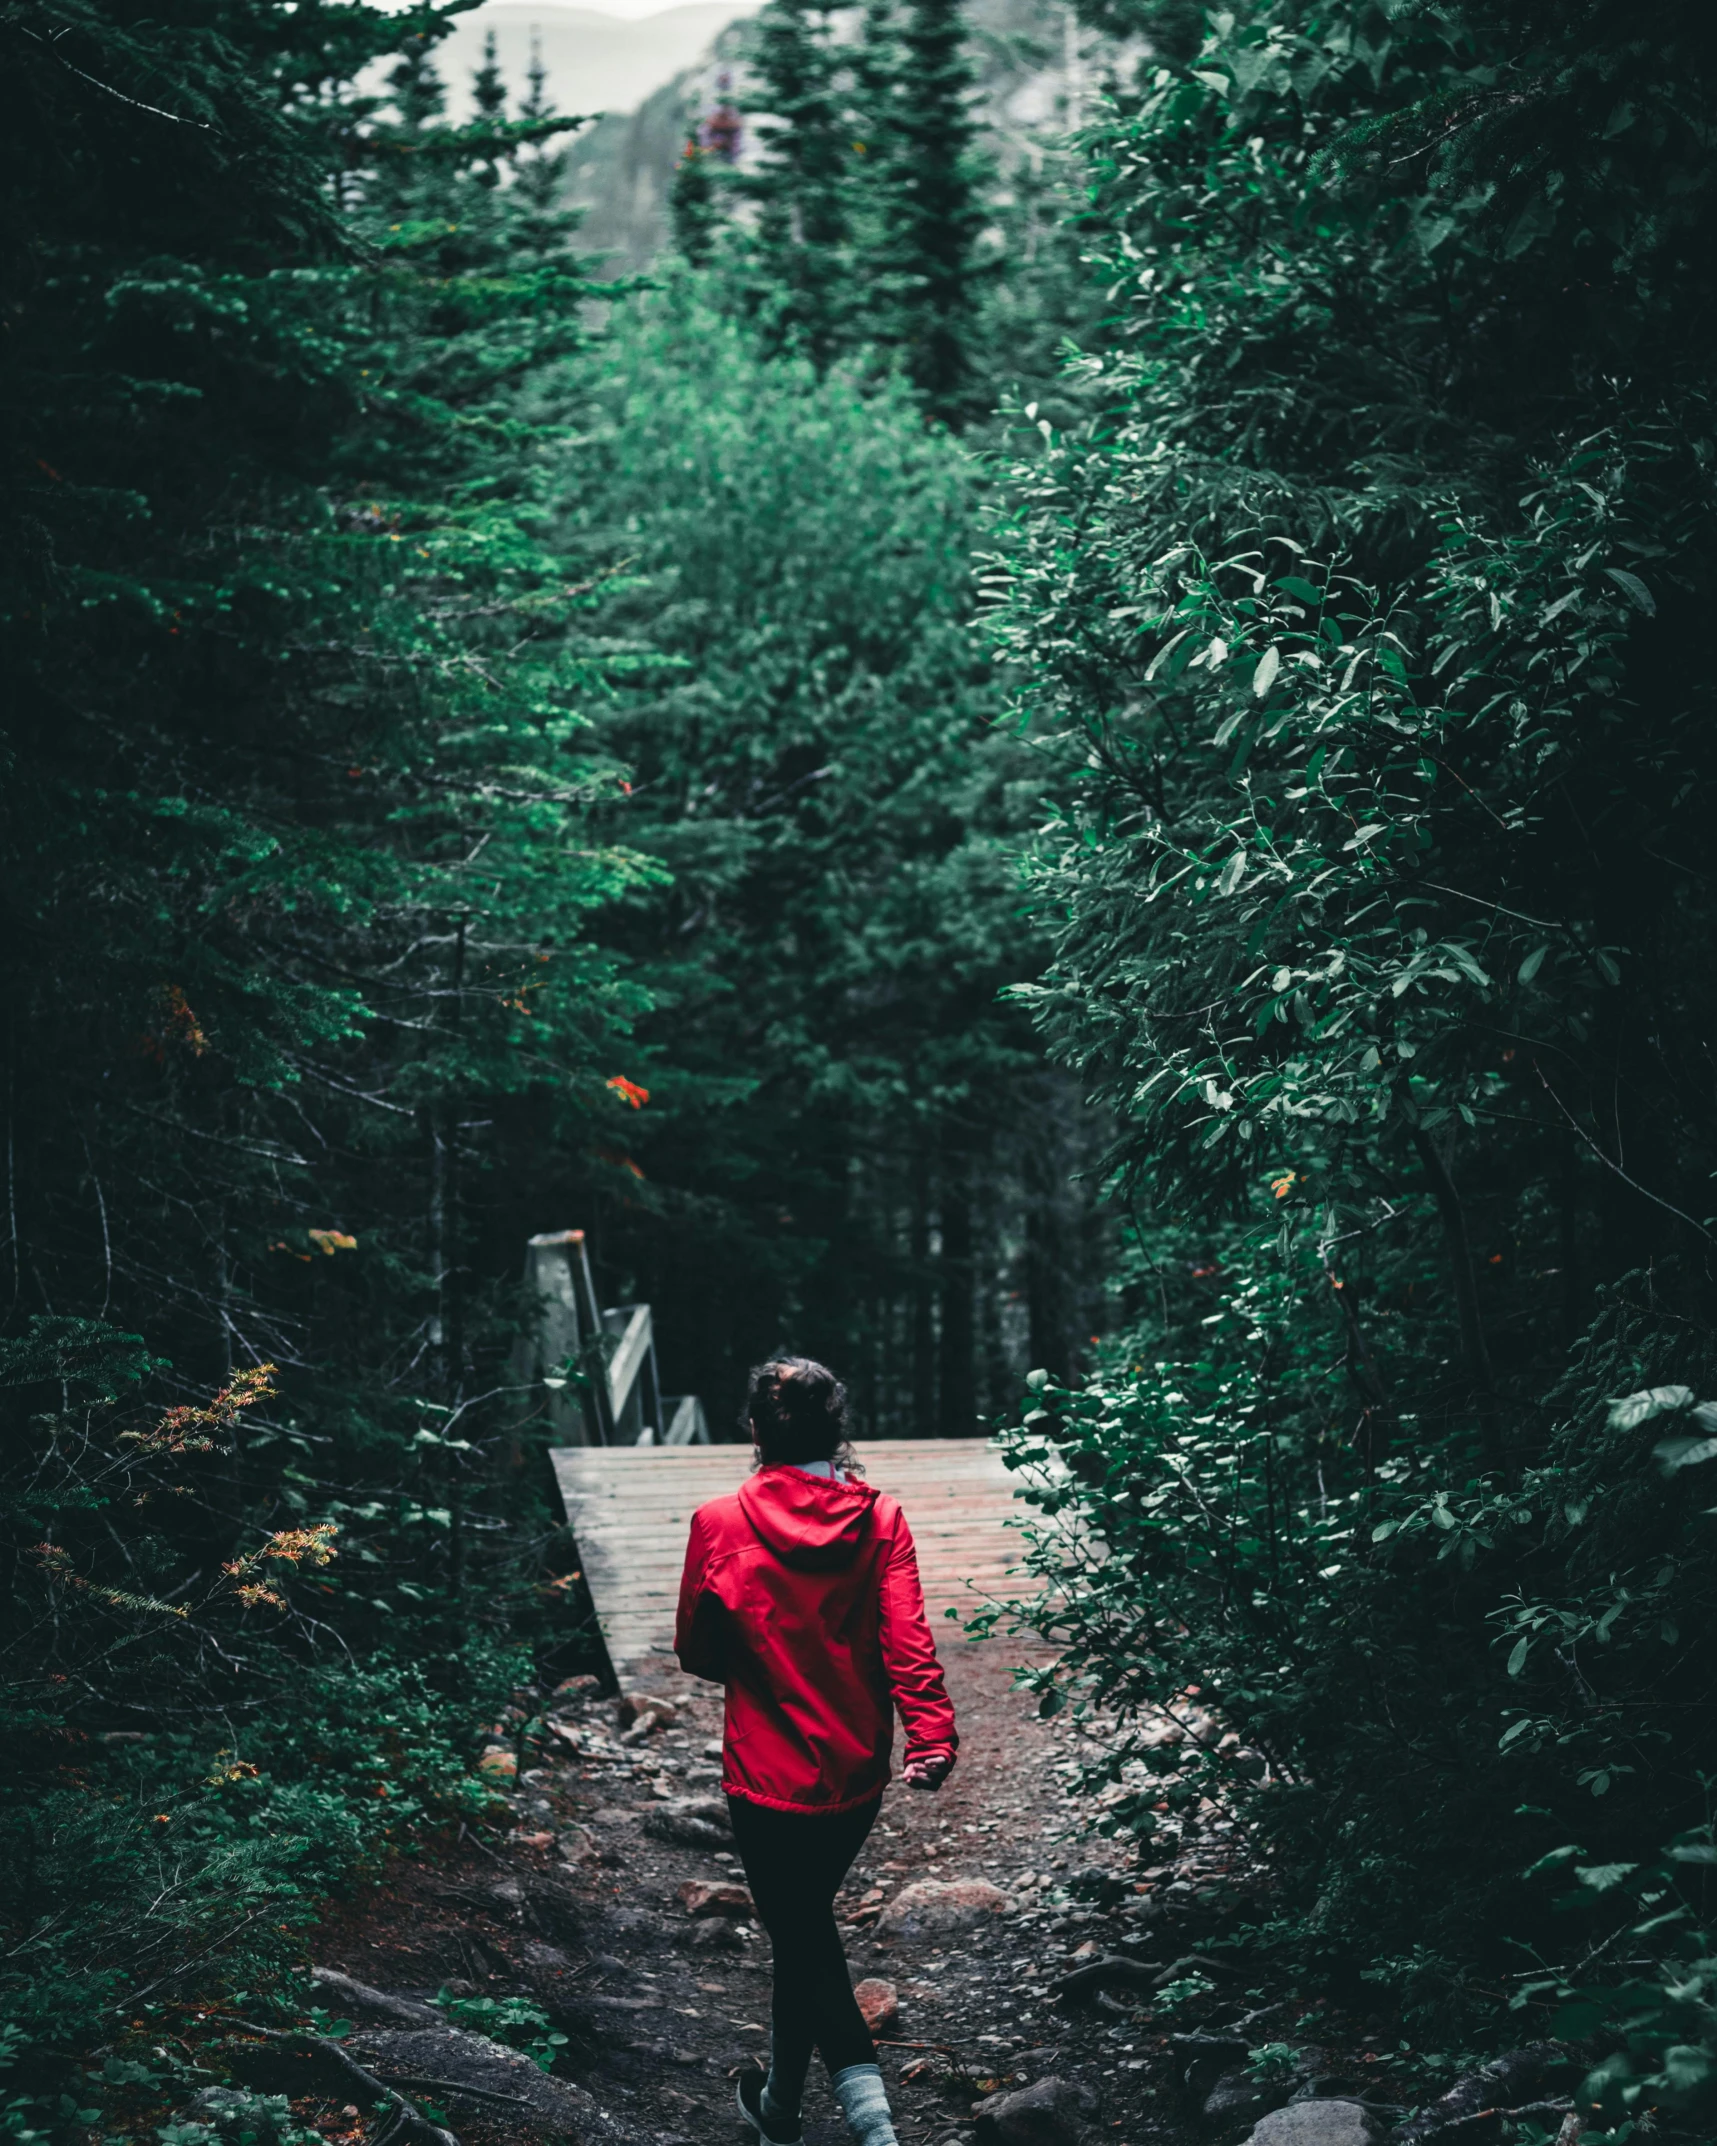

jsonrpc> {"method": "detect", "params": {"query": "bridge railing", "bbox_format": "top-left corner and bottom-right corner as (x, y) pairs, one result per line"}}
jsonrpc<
(515, 1228), (708, 1447)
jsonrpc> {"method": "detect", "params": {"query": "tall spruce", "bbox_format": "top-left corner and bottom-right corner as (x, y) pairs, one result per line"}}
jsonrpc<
(670, 133), (722, 266)
(738, 0), (853, 362)
(876, 0), (985, 414)
(515, 31), (588, 262)
(471, 25), (509, 183)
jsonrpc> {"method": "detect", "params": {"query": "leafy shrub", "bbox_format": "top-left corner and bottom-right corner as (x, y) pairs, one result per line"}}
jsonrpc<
(0, 1649), (512, 2062)
(433, 1992), (567, 2073)
(980, 0), (1717, 2117)
(983, 1234), (1717, 2093)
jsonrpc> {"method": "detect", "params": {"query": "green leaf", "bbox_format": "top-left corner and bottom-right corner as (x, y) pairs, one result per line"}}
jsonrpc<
(1606, 1386), (1693, 1432)
(1506, 1636), (1529, 1676)
(1660, 2047), (1713, 2094)
(1273, 575), (1322, 604)
(1251, 646), (1280, 697)
(1603, 567), (1656, 616)
(1653, 1434), (1717, 1475)
(1516, 944), (1550, 984)
(1575, 1862), (1638, 1891)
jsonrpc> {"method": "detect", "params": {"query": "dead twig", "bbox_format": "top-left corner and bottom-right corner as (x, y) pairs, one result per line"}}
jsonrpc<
(230, 2023), (457, 2146)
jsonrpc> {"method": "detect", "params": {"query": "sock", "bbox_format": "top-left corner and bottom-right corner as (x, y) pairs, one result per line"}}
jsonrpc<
(763, 2033), (810, 2127)
(831, 2063), (896, 2146)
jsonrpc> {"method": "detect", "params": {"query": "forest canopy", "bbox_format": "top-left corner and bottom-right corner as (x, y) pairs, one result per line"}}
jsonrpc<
(3, 0), (1716, 2138)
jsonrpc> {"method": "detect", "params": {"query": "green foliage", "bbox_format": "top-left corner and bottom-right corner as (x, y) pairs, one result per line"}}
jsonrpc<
(680, 0), (992, 417)
(155, 2088), (325, 2146)
(433, 1990), (567, 2071)
(735, 0), (857, 363)
(555, 279), (1070, 1424)
(985, 1242), (1717, 2037)
(1530, 1824), (1717, 2133)
(980, 0), (1717, 2108)
(0, 1643), (513, 2056)
(0, 0), (621, 2100)
(861, 0), (989, 414)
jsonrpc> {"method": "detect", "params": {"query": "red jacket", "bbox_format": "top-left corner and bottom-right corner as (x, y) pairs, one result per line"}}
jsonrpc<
(674, 1464), (958, 1813)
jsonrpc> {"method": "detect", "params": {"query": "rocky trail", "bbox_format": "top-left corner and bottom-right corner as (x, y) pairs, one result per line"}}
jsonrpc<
(275, 1641), (1527, 2146)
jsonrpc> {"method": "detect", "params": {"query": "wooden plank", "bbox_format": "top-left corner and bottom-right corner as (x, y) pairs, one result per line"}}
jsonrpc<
(551, 1438), (1046, 1677)
(605, 1303), (654, 1423)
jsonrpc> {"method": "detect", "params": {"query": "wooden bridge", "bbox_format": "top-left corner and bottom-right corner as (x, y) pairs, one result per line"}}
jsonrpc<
(549, 1440), (1041, 1683)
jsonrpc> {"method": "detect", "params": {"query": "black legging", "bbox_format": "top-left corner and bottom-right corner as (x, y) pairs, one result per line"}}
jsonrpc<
(727, 1793), (881, 2084)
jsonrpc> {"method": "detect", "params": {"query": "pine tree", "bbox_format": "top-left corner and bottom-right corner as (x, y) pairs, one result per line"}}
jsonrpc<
(471, 26), (509, 185)
(739, 0), (853, 363)
(388, 29), (447, 131)
(514, 31), (586, 262)
(0, 0), (641, 2075)
(875, 0), (985, 415)
(670, 134), (721, 266)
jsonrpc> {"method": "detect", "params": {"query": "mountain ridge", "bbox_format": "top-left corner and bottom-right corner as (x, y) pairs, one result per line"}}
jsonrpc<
(431, 0), (764, 123)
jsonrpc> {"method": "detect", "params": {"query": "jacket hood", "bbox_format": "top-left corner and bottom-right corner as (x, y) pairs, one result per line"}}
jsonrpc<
(738, 1466), (878, 1570)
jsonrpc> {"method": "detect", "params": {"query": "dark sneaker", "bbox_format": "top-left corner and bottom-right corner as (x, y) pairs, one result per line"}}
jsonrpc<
(736, 2069), (803, 2146)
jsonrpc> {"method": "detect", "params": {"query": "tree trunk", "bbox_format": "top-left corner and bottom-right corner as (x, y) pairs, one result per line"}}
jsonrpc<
(910, 1167), (936, 1436)
(938, 1162), (975, 1436)
(1558, 1130), (1584, 1346)
(1024, 1113), (1074, 1385)
(1410, 1126), (1505, 1472)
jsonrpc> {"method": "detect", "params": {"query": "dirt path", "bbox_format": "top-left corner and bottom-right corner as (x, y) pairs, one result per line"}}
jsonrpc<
(313, 1639), (1228, 2146)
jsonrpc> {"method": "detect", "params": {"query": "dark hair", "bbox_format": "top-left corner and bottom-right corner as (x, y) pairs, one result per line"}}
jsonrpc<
(745, 1355), (861, 1473)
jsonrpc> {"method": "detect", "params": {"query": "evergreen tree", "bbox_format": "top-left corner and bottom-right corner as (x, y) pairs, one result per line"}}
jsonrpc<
(874, 0), (986, 414)
(386, 25), (448, 134)
(471, 25), (509, 184)
(514, 30), (589, 263)
(670, 133), (721, 266)
(554, 282), (1089, 1434)
(737, 0), (854, 362)
(0, 0), (639, 2073)
(682, 0), (997, 419)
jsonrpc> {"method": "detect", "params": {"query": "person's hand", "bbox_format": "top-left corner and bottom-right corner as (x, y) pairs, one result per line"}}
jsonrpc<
(903, 1753), (952, 1792)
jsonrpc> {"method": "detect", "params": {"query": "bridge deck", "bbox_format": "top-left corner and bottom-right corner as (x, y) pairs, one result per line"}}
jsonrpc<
(549, 1440), (1038, 1682)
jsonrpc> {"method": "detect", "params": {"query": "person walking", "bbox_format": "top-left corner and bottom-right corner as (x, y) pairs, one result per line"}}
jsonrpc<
(674, 1356), (958, 2146)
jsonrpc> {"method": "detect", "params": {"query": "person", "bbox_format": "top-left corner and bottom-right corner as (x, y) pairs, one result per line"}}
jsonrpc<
(674, 1356), (958, 2146)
